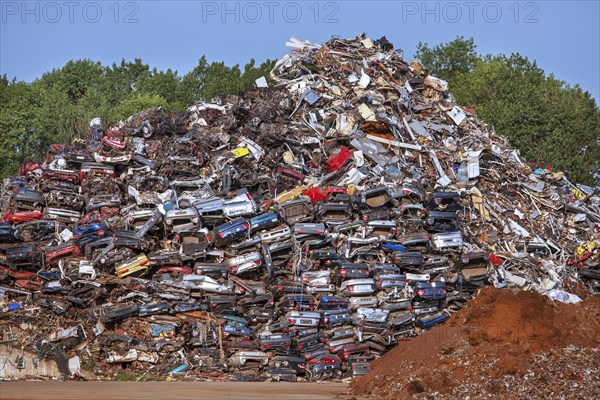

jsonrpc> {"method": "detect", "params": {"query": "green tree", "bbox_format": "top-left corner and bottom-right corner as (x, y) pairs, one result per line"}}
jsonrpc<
(202, 61), (243, 100)
(415, 36), (478, 85)
(0, 80), (38, 177)
(111, 94), (169, 121)
(103, 59), (151, 104)
(240, 58), (276, 89)
(38, 59), (105, 104)
(179, 56), (208, 103)
(136, 68), (182, 107)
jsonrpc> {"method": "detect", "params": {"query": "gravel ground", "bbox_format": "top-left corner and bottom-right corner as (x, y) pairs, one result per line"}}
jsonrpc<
(0, 381), (353, 400)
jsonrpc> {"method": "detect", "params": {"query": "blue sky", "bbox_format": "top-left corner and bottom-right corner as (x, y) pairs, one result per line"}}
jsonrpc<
(1, 1), (599, 101)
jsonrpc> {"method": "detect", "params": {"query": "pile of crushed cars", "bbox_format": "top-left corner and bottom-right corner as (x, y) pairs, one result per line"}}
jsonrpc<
(1, 34), (599, 381)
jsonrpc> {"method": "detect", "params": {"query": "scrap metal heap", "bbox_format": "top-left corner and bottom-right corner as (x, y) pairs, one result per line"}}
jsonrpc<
(1, 34), (599, 381)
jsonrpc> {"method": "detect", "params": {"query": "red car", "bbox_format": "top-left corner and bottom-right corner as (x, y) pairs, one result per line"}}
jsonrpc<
(2, 210), (43, 223)
(43, 169), (80, 184)
(45, 242), (81, 264)
(18, 162), (43, 176)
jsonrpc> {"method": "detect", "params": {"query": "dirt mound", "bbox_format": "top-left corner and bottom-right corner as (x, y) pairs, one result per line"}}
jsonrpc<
(451, 286), (600, 352)
(350, 287), (600, 399)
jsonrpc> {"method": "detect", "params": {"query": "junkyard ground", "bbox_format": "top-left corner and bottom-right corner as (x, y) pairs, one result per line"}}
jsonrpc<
(0, 381), (354, 400)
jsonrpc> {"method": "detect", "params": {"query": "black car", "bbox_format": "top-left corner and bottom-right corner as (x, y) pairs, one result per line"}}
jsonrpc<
(213, 218), (249, 245)
(0, 222), (16, 242)
(194, 262), (228, 279)
(89, 304), (139, 323)
(139, 301), (170, 316)
(270, 355), (306, 374)
(6, 245), (41, 267)
(238, 294), (275, 309)
(427, 192), (463, 213)
(334, 263), (369, 284)
(425, 210), (459, 232)
(14, 220), (66, 242)
(149, 251), (182, 267)
(277, 294), (315, 311)
(393, 251), (424, 267)
(10, 188), (45, 209)
(258, 333), (292, 352)
(316, 203), (352, 224)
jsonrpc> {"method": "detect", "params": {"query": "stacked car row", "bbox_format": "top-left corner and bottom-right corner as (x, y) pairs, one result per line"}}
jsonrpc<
(2, 170), (476, 380)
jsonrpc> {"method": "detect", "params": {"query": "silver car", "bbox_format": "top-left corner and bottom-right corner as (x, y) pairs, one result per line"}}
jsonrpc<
(44, 208), (81, 223)
(258, 225), (292, 244)
(228, 350), (269, 367)
(305, 284), (336, 295)
(226, 251), (262, 275)
(285, 311), (321, 327)
(164, 208), (199, 232)
(302, 270), (331, 286)
(193, 197), (224, 217)
(181, 274), (232, 294)
(340, 279), (376, 296)
(353, 307), (390, 324)
(223, 191), (256, 218)
(348, 296), (378, 310)
(430, 231), (463, 250)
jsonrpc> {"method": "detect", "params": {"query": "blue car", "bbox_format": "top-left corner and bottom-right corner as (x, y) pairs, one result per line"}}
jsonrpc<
(411, 282), (447, 301)
(320, 309), (352, 328)
(415, 312), (449, 329)
(317, 296), (350, 310)
(250, 212), (279, 233)
(213, 218), (249, 245)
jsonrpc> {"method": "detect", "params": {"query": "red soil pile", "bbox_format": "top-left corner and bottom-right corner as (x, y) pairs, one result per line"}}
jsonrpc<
(350, 287), (600, 399)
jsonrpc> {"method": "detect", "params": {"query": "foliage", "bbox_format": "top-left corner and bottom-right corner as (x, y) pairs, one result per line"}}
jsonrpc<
(416, 36), (478, 83)
(112, 372), (167, 381)
(112, 94), (169, 121)
(416, 38), (600, 186)
(81, 357), (96, 372)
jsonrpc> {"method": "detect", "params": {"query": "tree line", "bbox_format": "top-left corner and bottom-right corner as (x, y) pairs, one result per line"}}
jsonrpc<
(1, 38), (598, 186)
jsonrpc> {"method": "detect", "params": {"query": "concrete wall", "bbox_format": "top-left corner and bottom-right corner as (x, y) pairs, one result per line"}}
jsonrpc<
(0, 344), (62, 379)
